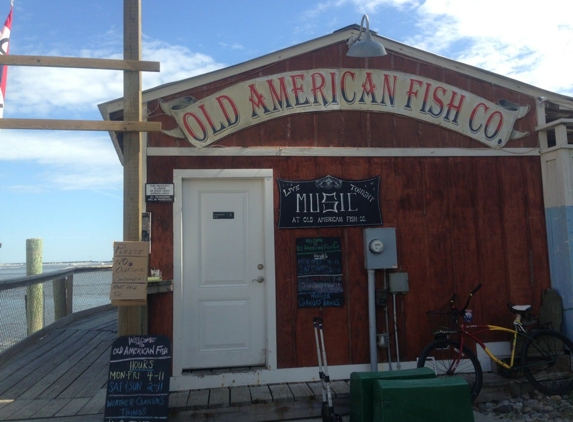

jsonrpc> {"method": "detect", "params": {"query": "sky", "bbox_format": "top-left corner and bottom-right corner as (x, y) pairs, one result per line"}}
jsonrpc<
(0, 0), (572, 264)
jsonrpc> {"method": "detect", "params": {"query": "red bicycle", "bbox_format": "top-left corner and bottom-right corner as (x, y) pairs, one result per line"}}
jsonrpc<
(417, 284), (573, 401)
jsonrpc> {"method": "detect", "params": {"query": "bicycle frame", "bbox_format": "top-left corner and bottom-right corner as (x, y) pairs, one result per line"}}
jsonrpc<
(422, 284), (573, 400)
(437, 283), (535, 372)
(456, 316), (534, 371)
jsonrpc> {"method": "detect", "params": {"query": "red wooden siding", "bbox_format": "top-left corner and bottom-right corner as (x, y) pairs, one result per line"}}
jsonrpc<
(146, 155), (550, 368)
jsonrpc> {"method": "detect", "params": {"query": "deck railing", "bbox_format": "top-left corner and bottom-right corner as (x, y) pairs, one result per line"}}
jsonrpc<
(0, 265), (113, 355)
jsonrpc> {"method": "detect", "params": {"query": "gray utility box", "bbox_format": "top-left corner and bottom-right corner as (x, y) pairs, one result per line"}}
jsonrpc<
(389, 272), (409, 294)
(363, 228), (398, 269)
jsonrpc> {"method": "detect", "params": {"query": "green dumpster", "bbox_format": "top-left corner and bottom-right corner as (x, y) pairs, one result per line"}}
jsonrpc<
(350, 367), (436, 422)
(373, 377), (474, 422)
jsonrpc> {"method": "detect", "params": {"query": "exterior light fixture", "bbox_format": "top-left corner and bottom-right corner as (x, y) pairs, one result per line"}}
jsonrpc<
(346, 14), (387, 58)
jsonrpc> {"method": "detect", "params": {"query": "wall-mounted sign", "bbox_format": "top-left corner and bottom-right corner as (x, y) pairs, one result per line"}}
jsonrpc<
(296, 237), (344, 308)
(277, 175), (382, 229)
(160, 69), (529, 149)
(146, 184), (174, 202)
(110, 241), (149, 306)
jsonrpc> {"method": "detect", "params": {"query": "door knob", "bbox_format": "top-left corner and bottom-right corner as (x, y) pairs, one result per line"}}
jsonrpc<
(252, 276), (265, 283)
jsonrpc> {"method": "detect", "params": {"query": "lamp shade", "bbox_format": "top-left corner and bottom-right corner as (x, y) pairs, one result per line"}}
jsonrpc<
(346, 15), (387, 58)
(347, 31), (387, 57)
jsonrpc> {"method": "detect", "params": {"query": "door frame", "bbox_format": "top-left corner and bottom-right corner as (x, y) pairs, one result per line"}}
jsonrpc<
(172, 169), (277, 377)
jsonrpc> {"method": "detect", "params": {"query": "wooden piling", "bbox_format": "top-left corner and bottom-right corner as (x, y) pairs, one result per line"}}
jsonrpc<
(26, 238), (44, 335)
(53, 276), (67, 321)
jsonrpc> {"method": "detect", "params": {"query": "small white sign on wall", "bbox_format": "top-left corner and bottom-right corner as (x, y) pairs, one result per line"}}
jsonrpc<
(146, 184), (174, 202)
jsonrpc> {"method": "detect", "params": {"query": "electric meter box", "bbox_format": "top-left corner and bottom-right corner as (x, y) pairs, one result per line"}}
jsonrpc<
(363, 228), (398, 269)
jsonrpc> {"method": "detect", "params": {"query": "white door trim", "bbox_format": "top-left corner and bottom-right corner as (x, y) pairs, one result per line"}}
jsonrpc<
(172, 169), (277, 377)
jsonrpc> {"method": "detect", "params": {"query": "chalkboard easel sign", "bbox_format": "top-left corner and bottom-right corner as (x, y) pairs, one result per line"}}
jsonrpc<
(296, 237), (344, 308)
(104, 335), (171, 422)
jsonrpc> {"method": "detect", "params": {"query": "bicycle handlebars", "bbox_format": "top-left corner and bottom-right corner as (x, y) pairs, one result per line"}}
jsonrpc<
(460, 283), (482, 313)
(449, 283), (482, 314)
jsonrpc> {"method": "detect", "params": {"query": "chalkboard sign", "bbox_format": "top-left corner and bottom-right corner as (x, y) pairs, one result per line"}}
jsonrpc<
(104, 335), (171, 422)
(296, 237), (344, 308)
(278, 175), (382, 229)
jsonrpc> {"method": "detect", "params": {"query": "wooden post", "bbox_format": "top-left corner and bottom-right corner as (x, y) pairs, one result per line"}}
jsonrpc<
(118, 0), (147, 336)
(26, 238), (43, 335)
(65, 274), (74, 315)
(53, 277), (67, 321)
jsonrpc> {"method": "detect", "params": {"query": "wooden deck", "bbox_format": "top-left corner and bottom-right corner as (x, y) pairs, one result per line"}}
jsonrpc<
(0, 306), (350, 421)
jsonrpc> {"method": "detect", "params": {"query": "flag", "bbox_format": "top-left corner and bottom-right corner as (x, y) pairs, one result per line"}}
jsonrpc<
(0, 2), (13, 118)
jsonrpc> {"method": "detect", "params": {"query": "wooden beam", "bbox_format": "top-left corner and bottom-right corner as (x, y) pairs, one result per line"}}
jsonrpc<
(0, 55), (160, 72)
(119, 0), (147, 337)
(123, 0), (144, 246)
(0, 118), (161, 132)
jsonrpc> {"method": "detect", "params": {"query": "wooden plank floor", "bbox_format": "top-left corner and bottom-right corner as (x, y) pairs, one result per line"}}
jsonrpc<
(0, 307), (116, 421)
(0, 307), (350, 421)
(168, 380), (350, 422)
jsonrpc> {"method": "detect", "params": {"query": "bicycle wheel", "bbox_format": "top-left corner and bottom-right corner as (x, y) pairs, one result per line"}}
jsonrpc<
(417, 338), (483, 401)
(521, 329), (573, 395)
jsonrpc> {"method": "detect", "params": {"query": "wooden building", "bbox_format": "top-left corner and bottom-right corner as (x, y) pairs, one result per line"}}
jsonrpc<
(99, 23), (573, 390)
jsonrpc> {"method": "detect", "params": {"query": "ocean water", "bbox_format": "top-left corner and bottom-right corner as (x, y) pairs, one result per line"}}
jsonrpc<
(0, 261), (113, 353)
(0, 261), (112, 281)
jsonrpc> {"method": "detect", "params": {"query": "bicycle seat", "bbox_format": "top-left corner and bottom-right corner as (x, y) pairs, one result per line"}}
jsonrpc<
(507, 303), (532, 315)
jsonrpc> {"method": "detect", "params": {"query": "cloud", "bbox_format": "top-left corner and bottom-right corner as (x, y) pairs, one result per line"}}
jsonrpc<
(142, 39), (225, 89)
(8, 67), (122, 118)
(404, 0), (573, 95)
(0, 130), (122, 191)
(6, 38), (226, 119)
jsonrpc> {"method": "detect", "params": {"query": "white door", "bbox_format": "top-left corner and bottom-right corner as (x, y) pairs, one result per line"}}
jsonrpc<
(181, 178), (267, 369)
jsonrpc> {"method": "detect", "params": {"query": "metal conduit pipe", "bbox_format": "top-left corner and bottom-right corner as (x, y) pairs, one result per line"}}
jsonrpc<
(368, 269), (377, 371)
(384, 270), (392, 371)
(393, 292), (401, 369)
